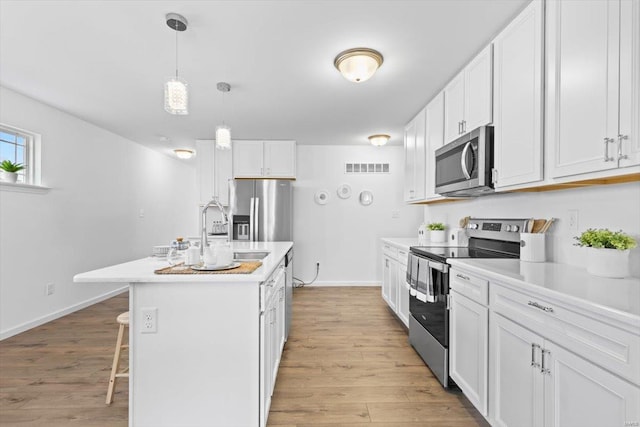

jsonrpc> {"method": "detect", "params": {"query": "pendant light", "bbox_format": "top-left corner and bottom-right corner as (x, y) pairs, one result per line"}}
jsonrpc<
(368, 134), (390, 147)
(164, 13), (189, 115)
(334, 48), (384, 83)
(215, 82), (232, 150)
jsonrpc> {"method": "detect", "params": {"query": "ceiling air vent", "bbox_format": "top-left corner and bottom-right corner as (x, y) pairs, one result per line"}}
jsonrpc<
(345, 162), (390, 174)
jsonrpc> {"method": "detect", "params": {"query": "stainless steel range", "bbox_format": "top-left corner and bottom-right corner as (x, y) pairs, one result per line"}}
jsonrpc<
(407, 218), (527, 388)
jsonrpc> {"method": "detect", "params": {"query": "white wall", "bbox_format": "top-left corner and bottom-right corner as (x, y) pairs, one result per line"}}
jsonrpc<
(424, 182), (640, 277)
(0, 87), (198, 339)
(293, 145), (422, 285)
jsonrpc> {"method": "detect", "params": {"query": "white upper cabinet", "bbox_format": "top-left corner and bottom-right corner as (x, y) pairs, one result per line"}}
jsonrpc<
(547, 0), (640, 178)
(404, 108), (426, 202)
(233, 140), (296, 179)
(493, 0), (544, 189)
(444, 45), (493, 145)
(425, 92), (445, 200)
(196, 139), (233, 206)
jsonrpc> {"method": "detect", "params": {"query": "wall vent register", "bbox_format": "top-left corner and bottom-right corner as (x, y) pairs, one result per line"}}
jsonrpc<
(344, 162), (390, 174)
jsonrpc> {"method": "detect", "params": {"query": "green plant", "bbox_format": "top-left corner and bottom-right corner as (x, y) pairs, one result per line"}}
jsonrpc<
(574, 228), (637, 251)
(427, 222), (445, 231)
(0, 160), (25, 173)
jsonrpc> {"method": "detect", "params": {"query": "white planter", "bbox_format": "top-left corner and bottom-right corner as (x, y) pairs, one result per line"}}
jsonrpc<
(587, 247), (630, 278)
(430, 230), (446, 243)
(0, 171), (18, 183)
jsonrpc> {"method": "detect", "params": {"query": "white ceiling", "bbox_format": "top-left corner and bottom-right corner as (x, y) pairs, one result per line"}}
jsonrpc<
(0, 0), (528, 157)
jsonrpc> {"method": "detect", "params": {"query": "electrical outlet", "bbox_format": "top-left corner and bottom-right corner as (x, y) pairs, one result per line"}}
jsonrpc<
(45, 283), (55, 296)
(139, 208), (145, 218)
(141, 307), (157, 334)
(568, 209), (579, 233)
(392, 210), (400, 219)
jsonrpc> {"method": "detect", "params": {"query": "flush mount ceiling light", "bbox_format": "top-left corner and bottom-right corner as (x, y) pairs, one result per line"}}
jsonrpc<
(368, 134), (390, 147)
(215, 82), (232, 150)
(174, 149), (194, 159)
(164, 13), (189, 115)
(334, 48), (384, 83)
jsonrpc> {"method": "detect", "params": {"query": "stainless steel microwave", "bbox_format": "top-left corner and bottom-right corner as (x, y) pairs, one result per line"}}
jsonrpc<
(434, 126), (494, 197)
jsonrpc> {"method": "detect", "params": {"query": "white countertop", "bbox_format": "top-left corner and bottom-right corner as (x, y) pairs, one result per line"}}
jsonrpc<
(381, 237), (420, 251)
(74, 241), (292, 284)
(449, 258), (640, 322)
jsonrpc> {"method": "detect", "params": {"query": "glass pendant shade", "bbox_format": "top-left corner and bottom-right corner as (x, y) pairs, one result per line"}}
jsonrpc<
(334, 48), (383, 83)
(215, 124), (231, 150)
(164, 77), (189, 115)
(368, 134), (390, 147)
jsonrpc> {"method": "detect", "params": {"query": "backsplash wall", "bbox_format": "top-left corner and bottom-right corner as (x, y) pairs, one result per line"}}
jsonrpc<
(424, 181), (640, 277)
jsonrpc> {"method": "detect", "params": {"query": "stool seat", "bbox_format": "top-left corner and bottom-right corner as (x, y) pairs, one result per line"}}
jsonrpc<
(106, 311), (129, 405)
(116, 311), (129, 325)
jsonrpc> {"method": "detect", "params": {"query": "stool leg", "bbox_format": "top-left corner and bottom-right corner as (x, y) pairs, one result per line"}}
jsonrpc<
(106, 323), (125, 404)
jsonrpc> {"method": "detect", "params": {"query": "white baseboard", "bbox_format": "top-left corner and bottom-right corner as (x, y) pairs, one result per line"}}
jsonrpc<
(302, 281), (382, 287)
(0, 286), (128, 340)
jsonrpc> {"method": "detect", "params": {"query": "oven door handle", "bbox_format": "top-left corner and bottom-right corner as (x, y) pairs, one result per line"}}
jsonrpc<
(428, 260), (449, 273)
(461, 141), (472, 179)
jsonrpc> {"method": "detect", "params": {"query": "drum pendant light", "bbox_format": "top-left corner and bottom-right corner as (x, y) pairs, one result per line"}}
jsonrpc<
(164, 13), (189, 115)
(215, 82), (232, 150)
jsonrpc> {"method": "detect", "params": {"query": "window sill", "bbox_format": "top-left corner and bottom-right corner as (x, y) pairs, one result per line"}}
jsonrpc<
(0, 181), (51, 194)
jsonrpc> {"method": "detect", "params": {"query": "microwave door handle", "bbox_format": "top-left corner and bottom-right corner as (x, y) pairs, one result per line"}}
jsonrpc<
(461, 141), (472, 179)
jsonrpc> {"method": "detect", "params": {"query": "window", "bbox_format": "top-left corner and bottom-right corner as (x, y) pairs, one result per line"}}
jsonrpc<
(0, 125), (39, 185)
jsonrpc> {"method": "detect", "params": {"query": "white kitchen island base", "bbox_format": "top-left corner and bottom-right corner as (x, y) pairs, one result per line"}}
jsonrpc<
(74, 241), (292, 427)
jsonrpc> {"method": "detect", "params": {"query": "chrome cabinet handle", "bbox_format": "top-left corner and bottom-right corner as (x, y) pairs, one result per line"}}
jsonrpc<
(458, 121), (463, 135)
(603, 137), (615, 162)
(528, 301), (553, 313)
(531, 343), (541, 368)
(462, 120), (466, 133)
(460, 142), (472, 179)
(541, 349), (551, 374)
(267, 168), (271, 175)
(456, 273), (470, 281)
(618, 134), (629, 160)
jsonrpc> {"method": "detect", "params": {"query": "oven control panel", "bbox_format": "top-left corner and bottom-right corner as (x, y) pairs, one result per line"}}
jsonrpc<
(466, 218), (528, 241)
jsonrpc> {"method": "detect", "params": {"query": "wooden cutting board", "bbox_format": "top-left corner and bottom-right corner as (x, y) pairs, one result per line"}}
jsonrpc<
(531, 219), (546, 233)
(154, 261), (262, 275)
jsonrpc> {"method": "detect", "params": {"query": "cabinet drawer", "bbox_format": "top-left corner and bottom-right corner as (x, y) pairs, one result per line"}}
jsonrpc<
(382, 244), (398, 260)
(450, 268), (489, 306)
(491, 282), (640, 386)
(397, 249), (409, 267)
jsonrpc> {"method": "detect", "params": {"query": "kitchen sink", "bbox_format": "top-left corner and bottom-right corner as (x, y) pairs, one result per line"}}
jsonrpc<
(233, 251), (270, 261)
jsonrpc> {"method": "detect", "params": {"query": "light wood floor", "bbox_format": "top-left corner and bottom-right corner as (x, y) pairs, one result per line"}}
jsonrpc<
(0, 287), (487, 426)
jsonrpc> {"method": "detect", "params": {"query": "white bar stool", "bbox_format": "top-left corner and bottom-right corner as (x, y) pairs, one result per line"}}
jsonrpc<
(106, 311), (129, 404)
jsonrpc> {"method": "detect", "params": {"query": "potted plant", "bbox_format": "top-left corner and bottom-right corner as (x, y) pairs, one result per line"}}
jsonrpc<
(0, 160), (25, 183)
(574, 228), (637, 278)
(428, 222), (446, 243)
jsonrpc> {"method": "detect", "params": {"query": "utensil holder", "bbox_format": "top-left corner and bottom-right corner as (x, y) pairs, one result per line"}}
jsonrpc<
(520, 233), (546, 263)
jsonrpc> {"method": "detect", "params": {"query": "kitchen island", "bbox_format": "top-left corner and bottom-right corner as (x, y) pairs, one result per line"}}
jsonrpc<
(74, 241), (293, 427)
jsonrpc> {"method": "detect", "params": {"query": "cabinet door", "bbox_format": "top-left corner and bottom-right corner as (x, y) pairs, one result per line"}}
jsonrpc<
(547, 0), (620, 178)
(413, 108), (427, 200)
(444, 71), (465, 144)
(196, 140), (215, 205)
(490, 313), (543, 427)
(233, 140), (264, 178)
(618, 0), (640, 168)
(214, 146), (232, 205)
(264, 140), (296, 178)
(493, 0), (544, 189)
(382, 255), (391, 304)
(259, 310), (268, 427)
(388, 258), (398, 312)
(404, 119), (417, 201)
(450, 291), (488, 416)
(425, 92), (445, 200)
(396, 258), (410, 328)
(464, 44), (493, 132)
(543, 340), (640, 427)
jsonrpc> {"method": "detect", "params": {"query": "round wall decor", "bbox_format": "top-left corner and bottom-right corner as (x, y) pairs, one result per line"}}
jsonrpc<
(314, 190), (330, 205)
(337, 183), (352, 199)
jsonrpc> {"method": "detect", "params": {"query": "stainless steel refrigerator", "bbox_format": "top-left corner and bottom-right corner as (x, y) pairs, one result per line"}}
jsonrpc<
(228, 179), (293, 242)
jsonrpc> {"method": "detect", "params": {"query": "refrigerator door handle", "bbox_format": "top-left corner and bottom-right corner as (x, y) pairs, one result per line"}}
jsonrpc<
(249, 197), (255, 242)
(254, 197), (260, 241)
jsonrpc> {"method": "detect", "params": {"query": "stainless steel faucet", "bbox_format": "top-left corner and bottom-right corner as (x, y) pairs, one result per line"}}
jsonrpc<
(201, 197), (228, 255)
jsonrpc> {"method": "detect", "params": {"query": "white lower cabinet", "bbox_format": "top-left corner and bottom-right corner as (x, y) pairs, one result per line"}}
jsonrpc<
(450, 290), (489, 417)
(491, 312), (640, 427)
(381, 241), (410, 328)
